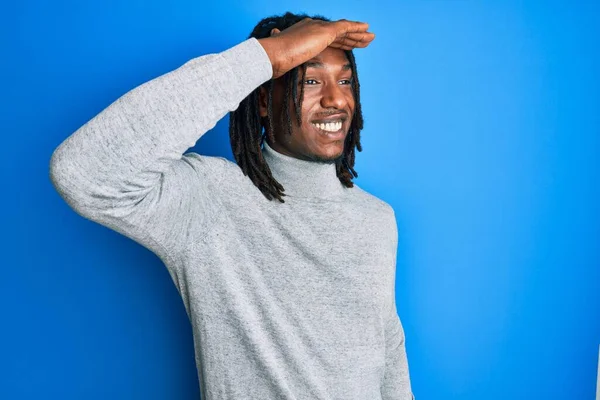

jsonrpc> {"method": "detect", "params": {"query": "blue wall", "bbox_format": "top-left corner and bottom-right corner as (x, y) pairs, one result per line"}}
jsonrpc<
(3, 1), (599, 399)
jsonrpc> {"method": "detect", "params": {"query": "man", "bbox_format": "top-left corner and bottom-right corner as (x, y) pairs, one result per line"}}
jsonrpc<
(49, 11), (415, 400)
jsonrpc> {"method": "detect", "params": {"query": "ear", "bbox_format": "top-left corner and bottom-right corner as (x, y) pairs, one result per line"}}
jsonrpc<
(258, 85), (268, 118)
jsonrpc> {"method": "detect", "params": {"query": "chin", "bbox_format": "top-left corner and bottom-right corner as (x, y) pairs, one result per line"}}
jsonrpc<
(312, 145), (345, 163)
(302, 131), (347, 162)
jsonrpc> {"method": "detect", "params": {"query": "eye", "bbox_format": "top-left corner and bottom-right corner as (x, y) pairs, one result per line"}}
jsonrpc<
(299, 78), (353, 86)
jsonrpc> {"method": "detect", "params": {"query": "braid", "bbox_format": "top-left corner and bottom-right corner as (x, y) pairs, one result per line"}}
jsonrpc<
(229, 11), (364, 203)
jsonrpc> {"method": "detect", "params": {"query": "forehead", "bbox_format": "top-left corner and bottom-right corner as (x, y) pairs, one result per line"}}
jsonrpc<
(305, 47), (351, 71)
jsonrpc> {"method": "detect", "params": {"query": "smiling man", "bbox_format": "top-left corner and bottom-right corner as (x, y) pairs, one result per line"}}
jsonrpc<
(259, 47), (355, 162)
(50, 11), (415, 400)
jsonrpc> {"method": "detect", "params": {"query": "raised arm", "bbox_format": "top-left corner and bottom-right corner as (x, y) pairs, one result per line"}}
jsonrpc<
(49, 19), (375, 272)
(49, 38), (273, 269)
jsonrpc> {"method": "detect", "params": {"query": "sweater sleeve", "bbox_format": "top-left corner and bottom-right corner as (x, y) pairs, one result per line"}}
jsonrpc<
(49, 38), (273, 271)
(381, 210), (416, 400)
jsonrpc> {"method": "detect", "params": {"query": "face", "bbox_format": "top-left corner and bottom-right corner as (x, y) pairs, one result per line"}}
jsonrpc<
(258, 47), (356, 162)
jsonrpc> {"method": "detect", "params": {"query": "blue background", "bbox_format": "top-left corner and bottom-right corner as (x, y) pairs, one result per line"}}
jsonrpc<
(2, 1), (599, 399)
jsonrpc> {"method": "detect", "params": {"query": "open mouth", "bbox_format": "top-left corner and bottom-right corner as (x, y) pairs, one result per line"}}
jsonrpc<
(311, 120), (344, 133)
(310, 118), (348, 139)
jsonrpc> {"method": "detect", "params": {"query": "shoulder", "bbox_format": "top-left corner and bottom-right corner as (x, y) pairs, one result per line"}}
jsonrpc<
(350, 182), (396, 219)
(349, 183), (399, 245)
(181, 152), (260, 198)
(182, 152), (243, 180)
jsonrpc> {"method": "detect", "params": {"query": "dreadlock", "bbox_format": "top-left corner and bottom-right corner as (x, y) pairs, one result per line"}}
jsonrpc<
(229, 11), (364, 203)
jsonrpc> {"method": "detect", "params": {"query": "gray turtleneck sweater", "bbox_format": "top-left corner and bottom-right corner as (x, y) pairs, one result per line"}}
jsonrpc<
(49, 37), (415, 399)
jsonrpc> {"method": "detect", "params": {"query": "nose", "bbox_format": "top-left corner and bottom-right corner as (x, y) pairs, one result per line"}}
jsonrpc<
(320, 81), (348, 110)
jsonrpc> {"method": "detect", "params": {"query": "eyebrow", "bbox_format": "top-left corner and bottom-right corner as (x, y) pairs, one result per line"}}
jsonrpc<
(305, 61), (352, 71)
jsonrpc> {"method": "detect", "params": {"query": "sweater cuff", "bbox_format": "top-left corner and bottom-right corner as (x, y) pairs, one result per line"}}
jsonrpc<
(219, 37), (274, 91)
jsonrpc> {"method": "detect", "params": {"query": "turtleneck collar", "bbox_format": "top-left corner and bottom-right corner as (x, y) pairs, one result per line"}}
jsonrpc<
(261, 140), (347, 199)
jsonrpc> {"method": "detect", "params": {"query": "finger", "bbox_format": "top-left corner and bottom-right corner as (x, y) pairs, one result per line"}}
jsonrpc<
(340, 31), (375, 43)
(334, 32), (375, 48)
(328, 43), (354, 51)
(331, 41), (370, 50)
(330, 36), (373, 50)
(331, 39), (372, 50)
(335, 19), (370, 34)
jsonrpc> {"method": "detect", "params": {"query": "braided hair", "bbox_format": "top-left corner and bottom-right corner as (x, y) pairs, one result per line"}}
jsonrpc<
(229, 11), (364, 203)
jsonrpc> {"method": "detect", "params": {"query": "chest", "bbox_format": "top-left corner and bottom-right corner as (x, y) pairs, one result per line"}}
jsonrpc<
(183, 195), (397, 347)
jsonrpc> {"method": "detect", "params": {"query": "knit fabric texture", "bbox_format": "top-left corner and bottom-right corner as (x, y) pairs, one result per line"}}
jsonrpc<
(49, 37), (414, 399)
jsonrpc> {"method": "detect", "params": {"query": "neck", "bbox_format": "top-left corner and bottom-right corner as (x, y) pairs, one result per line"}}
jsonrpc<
(261, 139), (347, 199)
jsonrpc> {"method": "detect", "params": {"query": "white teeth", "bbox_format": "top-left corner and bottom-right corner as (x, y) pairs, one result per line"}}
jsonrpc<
(312, 121), (343, 132)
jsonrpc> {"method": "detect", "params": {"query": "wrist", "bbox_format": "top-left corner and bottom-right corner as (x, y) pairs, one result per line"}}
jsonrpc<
(257, 37), (282, 78)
